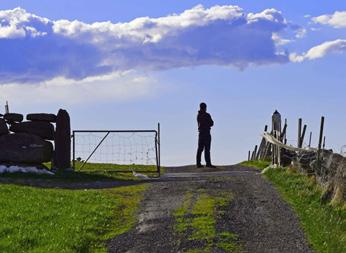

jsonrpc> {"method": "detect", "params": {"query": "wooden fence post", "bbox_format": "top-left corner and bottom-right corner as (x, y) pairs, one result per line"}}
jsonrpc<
(317, 116), (325, 172)
(308, 132), (312, 147)
(256, 125), (268, 160)
(251, 145), (258, 160)
(300, 124), (307, 148)
(272, 110), (282, 166)
(298, 118), (302, 148)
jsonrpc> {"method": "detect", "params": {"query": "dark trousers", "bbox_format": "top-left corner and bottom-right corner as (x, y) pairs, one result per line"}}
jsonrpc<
(196, 133), (211, 166)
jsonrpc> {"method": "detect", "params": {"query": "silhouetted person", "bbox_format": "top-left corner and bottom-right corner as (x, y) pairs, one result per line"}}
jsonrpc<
(196, 102), (216, 168)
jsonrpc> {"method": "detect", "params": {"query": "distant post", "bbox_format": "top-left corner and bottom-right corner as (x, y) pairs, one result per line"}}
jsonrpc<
(308, 132), (312, 148)
(256, 125), (268, 160)
(5, 101), (9, 114)
(272, 110), (282, 166)
(298, 118), (302, 148)
(317, 116), (325, 173)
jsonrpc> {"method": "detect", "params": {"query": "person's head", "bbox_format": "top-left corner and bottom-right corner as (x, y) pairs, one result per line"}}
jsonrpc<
(199, 102), (207, 112)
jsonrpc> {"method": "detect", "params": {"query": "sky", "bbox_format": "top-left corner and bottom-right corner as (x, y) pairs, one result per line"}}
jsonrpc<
(0, 1), (345, 166)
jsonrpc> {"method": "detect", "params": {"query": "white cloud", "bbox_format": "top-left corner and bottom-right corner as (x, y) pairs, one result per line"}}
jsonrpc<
(272, 33), (291, 46)
(289, 39), (346, 62)
(295, 28), (307, 38)
(0, 5), (289, 83)
(0, 71), (159, 104)
(312, 11), (346, 28)
(0, 7), (49, 38)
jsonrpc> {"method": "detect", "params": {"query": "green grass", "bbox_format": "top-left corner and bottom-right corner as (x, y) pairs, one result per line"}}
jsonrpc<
(0, 183), (148, 253)
(247, 161), (345, 253)
(73, 161), (158, 173)
(174, 190), (242, 252)
(72, 161), (160, 180)
(240, 160), (271, 170)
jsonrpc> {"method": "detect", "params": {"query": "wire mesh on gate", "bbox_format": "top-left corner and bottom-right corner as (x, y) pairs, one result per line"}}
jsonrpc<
(72, 130), (159, 173)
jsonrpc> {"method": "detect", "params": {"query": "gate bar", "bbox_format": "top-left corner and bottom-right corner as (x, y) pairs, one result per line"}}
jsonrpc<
(79, 131), (110, 170)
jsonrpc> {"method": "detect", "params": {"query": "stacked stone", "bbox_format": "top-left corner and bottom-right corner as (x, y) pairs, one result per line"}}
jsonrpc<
(0, 110), (71, 171)
(0, 113), (55, 166)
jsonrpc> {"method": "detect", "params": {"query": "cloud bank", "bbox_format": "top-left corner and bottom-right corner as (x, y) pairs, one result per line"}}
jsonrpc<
(312, 11), (346, 28)
(289, 39), (346, 62)
(0, 71), (159, 104)
(0, 5), (289, 83)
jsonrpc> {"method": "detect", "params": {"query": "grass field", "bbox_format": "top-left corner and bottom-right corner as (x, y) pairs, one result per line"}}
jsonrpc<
(0, 162), (155, 252)
(73, 161), (160, 179)
(0, 183), (147, 253)
(241, 160), (346, 253)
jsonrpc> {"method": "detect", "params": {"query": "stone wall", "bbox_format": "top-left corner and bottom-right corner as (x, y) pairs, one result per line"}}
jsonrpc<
(282, 149), (345, 205)
(0, 109), (71, 170)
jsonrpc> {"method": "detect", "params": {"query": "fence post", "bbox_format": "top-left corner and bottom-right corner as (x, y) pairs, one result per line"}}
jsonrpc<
(298, 118), (302, 148)
(272, 110), (282, 166)
(317, 116), (325, 173)
(158, 122), (161, 176)
(253, 145), (258, 160)
(300, 124), (307, 148)
(256, 125), (268, 160)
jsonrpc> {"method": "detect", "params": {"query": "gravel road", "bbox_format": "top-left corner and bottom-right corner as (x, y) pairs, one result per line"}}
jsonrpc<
(108, 165), (314, 253)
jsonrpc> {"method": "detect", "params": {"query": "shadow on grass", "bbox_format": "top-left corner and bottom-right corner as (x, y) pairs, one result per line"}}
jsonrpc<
(0, 170), (157, 189)
(0, 161), (162, 189)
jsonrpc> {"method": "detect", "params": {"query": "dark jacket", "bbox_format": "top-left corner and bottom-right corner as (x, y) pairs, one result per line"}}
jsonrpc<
(197, 111), (214, 134)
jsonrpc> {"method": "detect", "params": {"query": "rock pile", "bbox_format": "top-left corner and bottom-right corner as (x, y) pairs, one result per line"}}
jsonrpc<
(0, 110), (71, 171)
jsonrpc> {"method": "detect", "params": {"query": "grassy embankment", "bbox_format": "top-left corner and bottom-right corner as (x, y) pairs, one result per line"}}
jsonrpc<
(0, 163), (155, 252)
(240, 160), (346, 253)
(174, 188), (242, 253)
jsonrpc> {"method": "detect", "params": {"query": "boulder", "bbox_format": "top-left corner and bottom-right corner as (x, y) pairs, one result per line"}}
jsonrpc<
(10, 121), (55, 140)
(0, 133), (53, 163)
(4, 113), (23, 123)
(0, 119), (9, 135)
(27, 113), (57, 123)
(54, 109), (71, 170)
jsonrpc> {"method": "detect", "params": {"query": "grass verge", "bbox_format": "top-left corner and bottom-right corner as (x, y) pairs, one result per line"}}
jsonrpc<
(243, 160), (345, 253)
(0, 183), (147, 253)
(239, 160), (270, 170)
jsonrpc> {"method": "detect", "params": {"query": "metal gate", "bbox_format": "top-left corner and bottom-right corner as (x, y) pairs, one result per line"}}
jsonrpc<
(72, 123), (161, 175)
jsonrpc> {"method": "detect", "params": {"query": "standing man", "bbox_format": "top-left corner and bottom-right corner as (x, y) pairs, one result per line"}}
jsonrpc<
(196, 102), (216, 168)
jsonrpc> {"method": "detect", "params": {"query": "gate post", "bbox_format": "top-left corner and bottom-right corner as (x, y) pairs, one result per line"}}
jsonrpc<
(72, 131), (75, 170)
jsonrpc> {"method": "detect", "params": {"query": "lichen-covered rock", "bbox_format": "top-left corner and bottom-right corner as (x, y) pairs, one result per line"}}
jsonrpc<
(10, 121), (55, 140)
(27, 113), (57, 123)
(54, 109), (71, 170)
(0, 133), (53, 163)
(0, 119), (9, 135)
(4, 113), (23, 123)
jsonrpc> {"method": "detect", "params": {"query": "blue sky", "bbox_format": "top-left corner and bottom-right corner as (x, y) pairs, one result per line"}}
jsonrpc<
(0, 1), (345, 165)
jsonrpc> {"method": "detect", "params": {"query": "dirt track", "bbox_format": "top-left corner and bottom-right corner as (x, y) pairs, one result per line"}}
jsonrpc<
(108, 165), (314, 253)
